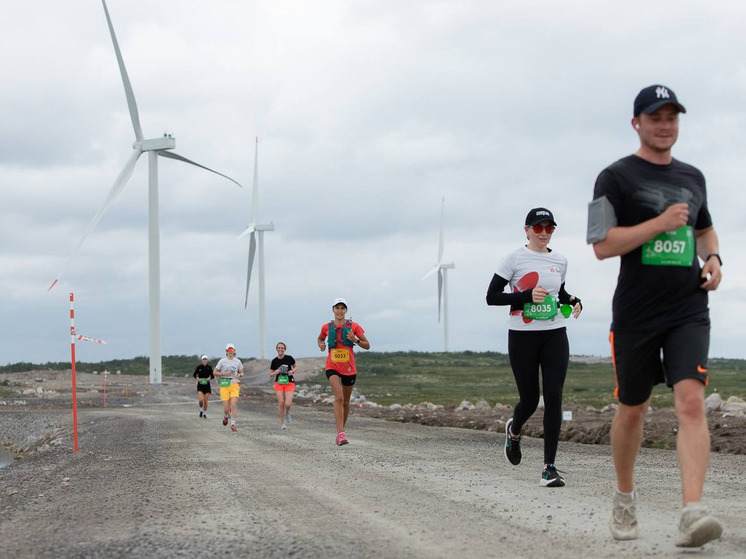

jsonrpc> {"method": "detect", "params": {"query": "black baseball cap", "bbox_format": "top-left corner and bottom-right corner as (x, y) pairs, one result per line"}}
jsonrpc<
(633, 85), (686, 117)
(525, 208), (556, 227)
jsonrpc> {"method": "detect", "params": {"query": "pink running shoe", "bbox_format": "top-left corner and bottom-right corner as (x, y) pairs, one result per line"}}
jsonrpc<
(222, 417), (229, 426)
(335, 432), (348, 446)
(231, 424), (237, 432)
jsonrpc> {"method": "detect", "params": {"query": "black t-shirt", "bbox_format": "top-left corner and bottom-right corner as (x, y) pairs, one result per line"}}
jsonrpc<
(193, 364), (214, 382)
(270, 355), (296, 383)
(593, 155), (712, 331)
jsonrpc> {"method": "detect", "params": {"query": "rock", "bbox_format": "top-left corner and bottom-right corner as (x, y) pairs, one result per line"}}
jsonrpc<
(723, 396), (746, 414)
(705, 393), (723, 412)
(389, 404), (402, 411)
(475, 400), (491, 410)
(419, 402), (443, 411)
(457, 400), (474, 411)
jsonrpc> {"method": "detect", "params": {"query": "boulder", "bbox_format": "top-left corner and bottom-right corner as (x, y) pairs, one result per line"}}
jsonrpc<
(723, 396), (746, 414)
(705, 393), (723, 412)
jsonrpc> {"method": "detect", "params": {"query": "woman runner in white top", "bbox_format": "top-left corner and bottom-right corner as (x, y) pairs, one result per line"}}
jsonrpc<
(486, 208), (583, 487)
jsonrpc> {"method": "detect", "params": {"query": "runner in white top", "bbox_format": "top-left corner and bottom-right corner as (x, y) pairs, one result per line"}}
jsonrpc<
(486, 208), (583, 487)
(214, 343), (244, 432)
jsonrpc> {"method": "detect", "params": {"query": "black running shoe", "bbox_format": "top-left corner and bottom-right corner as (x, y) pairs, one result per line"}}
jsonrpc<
(504, 418), (522, 465)
(540, 464), (566, 487)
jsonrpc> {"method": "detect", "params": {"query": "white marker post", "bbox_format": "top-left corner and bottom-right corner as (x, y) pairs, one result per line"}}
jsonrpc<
(69, 293), (79, 453)
(68, 294), (108, 453)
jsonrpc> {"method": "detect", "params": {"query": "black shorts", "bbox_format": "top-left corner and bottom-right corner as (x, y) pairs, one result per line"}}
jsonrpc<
(197, 382), (212, 394)
(326, 370), (357, 386)
(610, 316), (710, 406)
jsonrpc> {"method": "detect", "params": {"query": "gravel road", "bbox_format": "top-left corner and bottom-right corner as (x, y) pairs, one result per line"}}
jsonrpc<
(1, 381), (745, 558)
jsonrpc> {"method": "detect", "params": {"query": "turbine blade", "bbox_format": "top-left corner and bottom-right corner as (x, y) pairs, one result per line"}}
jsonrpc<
(437, 268), (443, 323)
(237, 224), (255, 240)
(422, 265), (439, 280)
(251, 137), (259, 223)
(48, 149), (142, 290)
(101, 0), (143, 141)
(244, 232), (257, 308)
(438, 196), (445, 262)
(159, 150), (242, 188)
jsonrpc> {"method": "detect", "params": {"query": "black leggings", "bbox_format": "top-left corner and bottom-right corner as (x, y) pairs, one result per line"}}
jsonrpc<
(508, 328), (569, 465)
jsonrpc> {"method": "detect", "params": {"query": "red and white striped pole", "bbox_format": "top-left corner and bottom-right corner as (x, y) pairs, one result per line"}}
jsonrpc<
(69, 293), (79, 453)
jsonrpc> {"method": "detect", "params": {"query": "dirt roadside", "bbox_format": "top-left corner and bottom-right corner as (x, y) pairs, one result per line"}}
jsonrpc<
(1, 371), (745, 558)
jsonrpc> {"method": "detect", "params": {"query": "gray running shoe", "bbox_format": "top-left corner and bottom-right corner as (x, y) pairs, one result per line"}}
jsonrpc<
(609, 491), (638, 540)
(674, 503), (723, 548)
(503, 418), (522, 466)
(285, 412), (292, 425)
(281, 422), (287, 430)
(540, 464), (566, 487)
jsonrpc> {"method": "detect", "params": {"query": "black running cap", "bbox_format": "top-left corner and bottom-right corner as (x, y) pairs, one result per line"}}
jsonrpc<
(525, 208), (556, 227)
(634, 85), (686, 116)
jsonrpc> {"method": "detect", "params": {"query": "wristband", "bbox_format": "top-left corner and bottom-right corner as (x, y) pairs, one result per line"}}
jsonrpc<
(705, 253), (722, 266)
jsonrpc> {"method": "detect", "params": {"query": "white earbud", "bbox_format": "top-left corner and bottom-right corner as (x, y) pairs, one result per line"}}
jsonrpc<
(634, 123), (640, 130)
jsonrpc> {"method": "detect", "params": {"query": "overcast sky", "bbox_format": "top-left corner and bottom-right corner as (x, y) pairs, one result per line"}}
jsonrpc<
(3, 0), (745, 367)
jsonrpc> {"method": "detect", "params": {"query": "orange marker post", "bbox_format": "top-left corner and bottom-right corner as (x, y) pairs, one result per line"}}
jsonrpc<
(69, 293), (79, 453)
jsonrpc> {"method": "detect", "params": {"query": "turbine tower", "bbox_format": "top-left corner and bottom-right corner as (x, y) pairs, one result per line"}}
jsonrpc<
(238, 138), (274, 360)
(49, 0), (241, 384)
(423, 197), (455, 352)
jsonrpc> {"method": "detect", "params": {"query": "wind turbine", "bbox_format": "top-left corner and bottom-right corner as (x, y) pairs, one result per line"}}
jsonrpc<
(49, 0), (242, 385)
(423, 197), (455, 352)
(238, 137), (274, 360)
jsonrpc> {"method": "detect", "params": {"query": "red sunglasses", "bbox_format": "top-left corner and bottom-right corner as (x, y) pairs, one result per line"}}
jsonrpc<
(531, 224), (555, 234)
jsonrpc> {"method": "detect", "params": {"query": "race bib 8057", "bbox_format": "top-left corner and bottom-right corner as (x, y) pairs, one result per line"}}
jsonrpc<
(642, 226), (694, 267)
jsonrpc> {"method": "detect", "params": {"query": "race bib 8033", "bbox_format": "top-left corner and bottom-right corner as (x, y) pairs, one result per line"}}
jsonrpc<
(331, 348), (351, 363)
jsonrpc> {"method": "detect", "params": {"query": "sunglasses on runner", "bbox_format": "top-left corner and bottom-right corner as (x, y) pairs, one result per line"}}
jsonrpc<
(532, 224), (555, 234)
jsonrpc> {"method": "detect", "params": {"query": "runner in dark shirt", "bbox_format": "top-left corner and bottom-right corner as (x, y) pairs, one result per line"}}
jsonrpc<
(269, 342), (297, 429)
(589, 84), (722, 547)
(193, 355), (214, 419)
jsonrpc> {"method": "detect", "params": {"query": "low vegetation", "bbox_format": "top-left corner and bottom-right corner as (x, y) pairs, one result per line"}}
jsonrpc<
(2, 352), (743, 409)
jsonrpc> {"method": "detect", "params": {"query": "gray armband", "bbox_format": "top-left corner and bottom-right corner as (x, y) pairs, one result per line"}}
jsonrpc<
(586, 196), (617, 244)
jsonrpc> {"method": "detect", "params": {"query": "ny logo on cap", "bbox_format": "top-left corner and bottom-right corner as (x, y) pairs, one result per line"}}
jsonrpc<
(655, 86), (670, 100)
(536, 210), (550, 217)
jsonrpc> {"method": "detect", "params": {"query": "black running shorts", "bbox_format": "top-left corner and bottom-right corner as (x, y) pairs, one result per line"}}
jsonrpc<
(610, 316), (710, 406)
(325, 370), (357, 386)
(197, 383), (212, 394)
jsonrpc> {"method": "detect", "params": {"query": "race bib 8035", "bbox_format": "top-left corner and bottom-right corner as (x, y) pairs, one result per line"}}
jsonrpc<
(523, 295), (558, 320)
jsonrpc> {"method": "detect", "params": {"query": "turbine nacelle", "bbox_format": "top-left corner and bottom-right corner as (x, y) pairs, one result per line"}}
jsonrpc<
(237, 222), (274, 240)
(134, 137), (176, 151)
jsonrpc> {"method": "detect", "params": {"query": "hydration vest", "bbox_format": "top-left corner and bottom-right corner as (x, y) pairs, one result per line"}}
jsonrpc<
(327, 320), (354, 348)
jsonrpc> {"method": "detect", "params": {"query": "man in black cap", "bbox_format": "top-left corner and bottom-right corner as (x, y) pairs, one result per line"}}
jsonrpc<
(588, 85), (723, 547)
